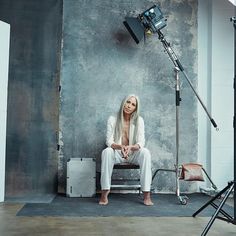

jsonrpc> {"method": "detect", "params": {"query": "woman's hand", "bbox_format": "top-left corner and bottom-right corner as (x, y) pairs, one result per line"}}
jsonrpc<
(112, 143), (140, 159)
(121, 145), (137, 159)
(121, 145), (129, 159)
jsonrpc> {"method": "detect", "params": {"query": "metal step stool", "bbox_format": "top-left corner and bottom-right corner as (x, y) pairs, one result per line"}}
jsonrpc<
(111, 162), (141, 191)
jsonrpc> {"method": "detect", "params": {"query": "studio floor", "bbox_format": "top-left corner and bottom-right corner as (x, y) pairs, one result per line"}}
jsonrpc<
(0, 194), (235, 236)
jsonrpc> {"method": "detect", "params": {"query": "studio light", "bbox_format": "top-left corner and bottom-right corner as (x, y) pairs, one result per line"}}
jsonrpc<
(123, 5), (167, 44)
(123, 4), (218, 207)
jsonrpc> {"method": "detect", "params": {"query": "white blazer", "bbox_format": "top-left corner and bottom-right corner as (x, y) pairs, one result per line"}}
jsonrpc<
(105, 115), (145, 148)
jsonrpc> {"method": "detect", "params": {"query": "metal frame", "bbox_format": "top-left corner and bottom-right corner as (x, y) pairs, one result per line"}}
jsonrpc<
(111, 163), (141, 191)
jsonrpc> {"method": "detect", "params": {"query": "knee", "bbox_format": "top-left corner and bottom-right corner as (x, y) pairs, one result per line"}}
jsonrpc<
(101, 147), (114, 161)
(140, 147), (151, 156)
(140, 148), (151, 161)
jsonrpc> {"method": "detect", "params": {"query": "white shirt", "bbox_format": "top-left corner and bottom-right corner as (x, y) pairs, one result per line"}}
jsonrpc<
(105, 115), (145, 148)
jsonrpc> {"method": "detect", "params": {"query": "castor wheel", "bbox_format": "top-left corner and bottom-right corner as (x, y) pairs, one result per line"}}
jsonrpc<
(180, 198), (187, 205)
(179, 196), (188, 205)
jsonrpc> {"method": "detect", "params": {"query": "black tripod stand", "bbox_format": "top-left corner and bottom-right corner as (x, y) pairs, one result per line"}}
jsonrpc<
(192, 17), (236, 236)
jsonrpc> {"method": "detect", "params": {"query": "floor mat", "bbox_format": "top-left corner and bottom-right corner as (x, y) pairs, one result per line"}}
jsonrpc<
(16, 193), (234, 217)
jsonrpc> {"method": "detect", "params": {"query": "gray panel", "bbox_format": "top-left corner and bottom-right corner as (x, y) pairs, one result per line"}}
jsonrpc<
(0, 0), (62, 197)
(60, 0), (198, 193)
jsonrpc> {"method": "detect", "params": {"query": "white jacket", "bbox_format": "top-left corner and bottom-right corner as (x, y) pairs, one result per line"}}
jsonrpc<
(105, 115), (145, 148)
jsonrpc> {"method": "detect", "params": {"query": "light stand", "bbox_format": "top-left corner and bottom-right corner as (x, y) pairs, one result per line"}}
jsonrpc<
(152, 66), (188, 204)
(192, 17), (236, 236)
(124, 5), (218, 205)
(151, 29), (218, 204)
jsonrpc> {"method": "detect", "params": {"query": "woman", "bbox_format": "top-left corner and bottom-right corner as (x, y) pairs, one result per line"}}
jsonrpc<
(99, 95), (153, 206)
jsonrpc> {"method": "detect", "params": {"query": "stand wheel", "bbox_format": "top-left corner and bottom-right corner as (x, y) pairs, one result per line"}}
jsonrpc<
(180, 198), (187, 205)
(179, 196), (188, 205)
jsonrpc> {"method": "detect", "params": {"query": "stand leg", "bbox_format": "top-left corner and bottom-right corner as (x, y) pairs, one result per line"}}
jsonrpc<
(201, 183), (234, 236)
(193, 181), (233, 217)
(201, 168), (217, 190)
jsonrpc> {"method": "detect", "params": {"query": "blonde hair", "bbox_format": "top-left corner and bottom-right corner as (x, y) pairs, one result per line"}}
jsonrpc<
(114, 94), (140, 143)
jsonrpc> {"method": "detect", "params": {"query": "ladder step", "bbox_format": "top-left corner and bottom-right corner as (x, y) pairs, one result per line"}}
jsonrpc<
(112, 178), (140, 181)
(111, 184), (141, 189)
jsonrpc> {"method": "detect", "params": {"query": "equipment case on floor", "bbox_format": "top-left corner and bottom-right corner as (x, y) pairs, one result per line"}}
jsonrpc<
(66, 158), (96, 197)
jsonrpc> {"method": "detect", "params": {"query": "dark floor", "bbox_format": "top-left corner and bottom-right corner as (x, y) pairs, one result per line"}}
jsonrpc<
(0, 194), (235, 236)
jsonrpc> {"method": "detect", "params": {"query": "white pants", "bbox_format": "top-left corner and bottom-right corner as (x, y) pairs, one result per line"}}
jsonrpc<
(100, 147), (152, 192)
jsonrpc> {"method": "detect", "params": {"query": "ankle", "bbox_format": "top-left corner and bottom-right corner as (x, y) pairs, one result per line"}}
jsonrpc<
(101, 190), (110, 197)
(143, 191), (151, 198)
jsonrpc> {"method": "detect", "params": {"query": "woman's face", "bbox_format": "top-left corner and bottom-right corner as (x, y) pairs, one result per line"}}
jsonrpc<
(123, 96), (137, 115)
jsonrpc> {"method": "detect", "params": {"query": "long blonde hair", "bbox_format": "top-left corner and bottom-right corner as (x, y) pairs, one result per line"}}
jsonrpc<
(114, 94), (140, 143)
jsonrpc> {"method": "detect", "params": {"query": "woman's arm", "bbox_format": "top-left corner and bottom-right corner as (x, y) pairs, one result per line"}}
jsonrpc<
(130, 144), (140, 151)
(136, 117), (145, 148)
(106, 116), (116, 147)
(111, 143), (122, 150)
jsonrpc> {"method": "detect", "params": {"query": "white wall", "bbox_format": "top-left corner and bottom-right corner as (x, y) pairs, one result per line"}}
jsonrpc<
(198, 0), (235, 190)
(198, 0), (212, 190)
(0, 20), (10, 202)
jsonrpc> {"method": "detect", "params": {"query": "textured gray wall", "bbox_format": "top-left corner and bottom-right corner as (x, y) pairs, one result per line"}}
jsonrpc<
(60, 0), (198, 193)
(0, 0), (62, 197)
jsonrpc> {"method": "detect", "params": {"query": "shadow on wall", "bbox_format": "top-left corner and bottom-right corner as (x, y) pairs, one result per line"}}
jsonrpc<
(112, 29), (136, 47)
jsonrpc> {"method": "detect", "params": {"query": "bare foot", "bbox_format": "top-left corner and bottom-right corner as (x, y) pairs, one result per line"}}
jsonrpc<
(144, 198), (154, 206)
(99, 190), (110, 205)
(143, 191), (154, 206)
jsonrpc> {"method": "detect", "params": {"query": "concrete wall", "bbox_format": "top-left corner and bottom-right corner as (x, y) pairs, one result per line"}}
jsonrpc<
(0, 0), (62, 198)
(0, 21), (10, 202)
(0, 0), (233, 197)
(59, 0), (198, 193)
(0, 0), (199, 197)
